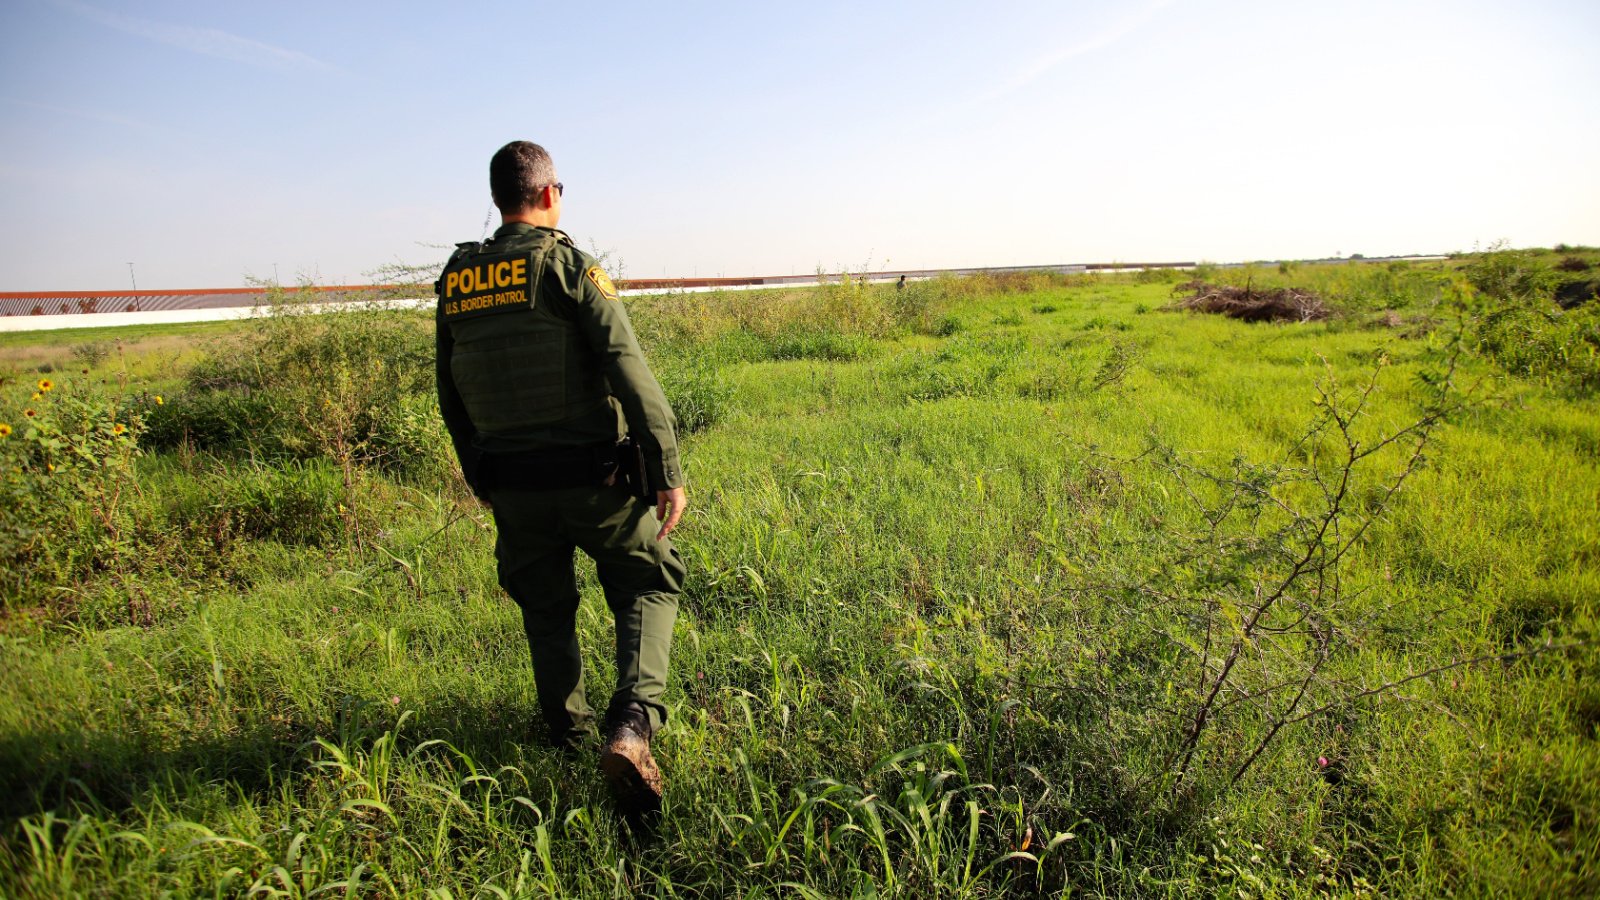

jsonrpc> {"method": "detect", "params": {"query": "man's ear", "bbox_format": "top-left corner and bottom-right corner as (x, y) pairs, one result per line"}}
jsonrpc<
(537, 184), (555, 210)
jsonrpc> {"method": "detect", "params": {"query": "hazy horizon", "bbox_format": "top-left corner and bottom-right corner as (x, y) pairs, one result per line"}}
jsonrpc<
(3, 0), (1597, 292)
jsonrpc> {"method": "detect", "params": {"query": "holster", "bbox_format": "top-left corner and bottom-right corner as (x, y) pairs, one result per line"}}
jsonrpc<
(616, 435), (654, 501)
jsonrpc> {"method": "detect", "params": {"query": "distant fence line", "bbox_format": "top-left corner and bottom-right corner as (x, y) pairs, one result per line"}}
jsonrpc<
(0, 263), (1191, 319)
(0, 285), (396, 318)
(0, 256), (1449, 331)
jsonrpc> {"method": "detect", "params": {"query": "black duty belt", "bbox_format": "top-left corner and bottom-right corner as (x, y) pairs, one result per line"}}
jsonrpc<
(479, 442), (620, 492)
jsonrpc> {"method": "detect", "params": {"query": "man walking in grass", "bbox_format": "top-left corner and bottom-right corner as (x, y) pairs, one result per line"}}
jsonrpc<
(434, 140), (687, 821)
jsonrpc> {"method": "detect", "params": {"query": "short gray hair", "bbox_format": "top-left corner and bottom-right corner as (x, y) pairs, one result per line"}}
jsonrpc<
(489, 141), (558, 212)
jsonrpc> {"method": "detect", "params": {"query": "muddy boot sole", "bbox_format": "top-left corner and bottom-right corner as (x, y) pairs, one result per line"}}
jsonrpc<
(600, 736), (663, 821)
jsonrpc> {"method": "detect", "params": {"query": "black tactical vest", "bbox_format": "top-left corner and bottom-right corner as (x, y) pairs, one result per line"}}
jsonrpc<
(437, 230), (611, 435)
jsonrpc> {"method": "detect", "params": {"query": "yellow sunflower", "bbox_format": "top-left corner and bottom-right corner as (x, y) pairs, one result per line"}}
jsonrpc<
(113, 423), (126, 435)
(24, 409), (37, 418)
(0, 423), (11, 438)
(154, 394), (164, 406)
(37, 378), (53, 392)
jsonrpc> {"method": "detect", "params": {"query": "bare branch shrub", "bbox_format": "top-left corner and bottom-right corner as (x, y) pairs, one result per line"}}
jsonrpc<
(1097, 332), (1494, 800)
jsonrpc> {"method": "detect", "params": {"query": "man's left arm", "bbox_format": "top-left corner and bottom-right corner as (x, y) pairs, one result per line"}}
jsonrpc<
(569, 265), (684, 494)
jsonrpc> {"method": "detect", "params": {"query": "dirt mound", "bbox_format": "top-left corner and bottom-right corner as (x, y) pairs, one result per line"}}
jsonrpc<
(1167, 280), (1331, 322)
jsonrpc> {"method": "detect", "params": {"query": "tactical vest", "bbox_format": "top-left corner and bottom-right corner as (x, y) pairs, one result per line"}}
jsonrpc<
(436, 230), (611, 435)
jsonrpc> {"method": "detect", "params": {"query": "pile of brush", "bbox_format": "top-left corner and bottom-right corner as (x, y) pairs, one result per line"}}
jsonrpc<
(1167, 280), (1330, 322)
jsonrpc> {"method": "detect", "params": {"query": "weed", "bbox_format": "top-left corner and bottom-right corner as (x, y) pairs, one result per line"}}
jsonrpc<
(932, 314), (964, 337)
(70, 342), (111, 369)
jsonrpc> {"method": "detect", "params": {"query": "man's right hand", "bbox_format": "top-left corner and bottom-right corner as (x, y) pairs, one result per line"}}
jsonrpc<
(654, 487), (686, 540)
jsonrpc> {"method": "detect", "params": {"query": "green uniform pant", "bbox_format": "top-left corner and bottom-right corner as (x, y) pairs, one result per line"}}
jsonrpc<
(490, 483), (685, 747)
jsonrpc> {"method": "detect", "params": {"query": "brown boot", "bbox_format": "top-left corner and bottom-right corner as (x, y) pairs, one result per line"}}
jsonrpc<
(600, 705), (662, 817)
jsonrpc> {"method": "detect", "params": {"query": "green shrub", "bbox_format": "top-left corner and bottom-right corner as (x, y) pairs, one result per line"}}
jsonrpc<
(888, 334), (1026, 401)
(0, 377), (144, 603)
(763, 328), (876, 362)
(1462, 246), (1562, 302)
(362, 391), (457, 484)
(180, 298), (434, 465)
(161, 459), (345, 548)
(1134, 266), (1188, 284)
(141, 389), (292, 456)
(1474, 301), (1600, 392)
(1448, 246), (1600, 391)
(70, 342), (111, 369)
(656, 358), (732, 434)
(1082, 315), (1130, 331)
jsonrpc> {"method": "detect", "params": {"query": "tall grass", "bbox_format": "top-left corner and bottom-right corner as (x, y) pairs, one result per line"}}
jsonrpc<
(1, 258), (1596, 896)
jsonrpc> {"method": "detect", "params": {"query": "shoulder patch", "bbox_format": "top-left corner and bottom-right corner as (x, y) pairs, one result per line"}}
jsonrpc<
(586, 266), (620, 301)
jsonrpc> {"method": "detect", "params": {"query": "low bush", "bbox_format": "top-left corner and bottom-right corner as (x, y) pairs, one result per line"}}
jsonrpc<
(161, 458), (345, 549)
(182, 294), (434, 465)
(0, 377), (143, 604)
(360, 391), (457, 484)
(1454, 246), (1600, 392)
(141, 388), (292, 456)
(70, 342), (112, 368)
(764, 328), (877, 362)
(1462, 245), (1562, 303)
(656, 357), (733, 434)
(932, 313), (964, 336)
(1474, 301), (1600, 392)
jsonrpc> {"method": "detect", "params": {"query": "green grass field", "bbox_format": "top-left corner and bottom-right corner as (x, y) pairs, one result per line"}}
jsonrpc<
(1, 259), (1596, 897)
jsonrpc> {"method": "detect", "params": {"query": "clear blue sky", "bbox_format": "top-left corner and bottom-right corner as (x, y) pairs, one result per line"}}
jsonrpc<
(2, 0), (1597, 290)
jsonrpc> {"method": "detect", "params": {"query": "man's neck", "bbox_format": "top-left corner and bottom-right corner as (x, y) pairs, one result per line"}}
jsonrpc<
(502, 210), (559, 230)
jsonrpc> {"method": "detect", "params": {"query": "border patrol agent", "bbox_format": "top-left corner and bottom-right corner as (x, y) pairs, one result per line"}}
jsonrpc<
(435, 140), (687, 816)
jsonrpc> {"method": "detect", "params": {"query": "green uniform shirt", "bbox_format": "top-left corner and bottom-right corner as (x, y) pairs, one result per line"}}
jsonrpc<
(436, 223), (683, 492)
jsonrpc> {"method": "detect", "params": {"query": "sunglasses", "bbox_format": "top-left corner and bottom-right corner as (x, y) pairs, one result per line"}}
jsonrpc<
(546, 182), (564, 198)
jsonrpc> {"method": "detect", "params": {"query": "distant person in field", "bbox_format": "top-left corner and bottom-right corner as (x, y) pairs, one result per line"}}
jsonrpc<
(897, 275), (907, 291)
(434, 140), (687, 825)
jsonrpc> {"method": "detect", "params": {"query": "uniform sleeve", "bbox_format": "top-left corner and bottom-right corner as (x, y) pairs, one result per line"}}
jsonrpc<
(567, 266), (684, 490)
(435, 314), (487, 497)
